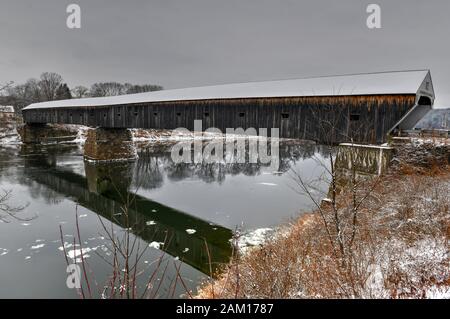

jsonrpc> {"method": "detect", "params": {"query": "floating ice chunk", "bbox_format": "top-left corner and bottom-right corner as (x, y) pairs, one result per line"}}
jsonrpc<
(151, 209), (157, 213)
(146, 220), (156, 226)
(185, 229), (196, 235)
(258, 182), (277, 186)
(21, 223), (31, 226)
(31, 244), (45, 250)
(79, 214), (88, 218)
(149, 242), (164, 250)
(182, 248), (190, 253)
(25, 256), (31, 260)
(67, 247), (92, 260)
(58, 242), (78, 251)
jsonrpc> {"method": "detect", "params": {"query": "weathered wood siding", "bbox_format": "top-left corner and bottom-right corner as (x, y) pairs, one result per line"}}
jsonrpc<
(22, 94), (416, 144)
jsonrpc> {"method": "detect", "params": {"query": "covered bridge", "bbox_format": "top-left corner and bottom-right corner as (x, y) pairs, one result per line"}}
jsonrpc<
(22, 70), (434, 144)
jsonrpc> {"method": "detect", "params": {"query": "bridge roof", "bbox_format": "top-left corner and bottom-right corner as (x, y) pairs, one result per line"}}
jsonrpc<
(0, 105), (14, 112)
(23, 70), (431, 110)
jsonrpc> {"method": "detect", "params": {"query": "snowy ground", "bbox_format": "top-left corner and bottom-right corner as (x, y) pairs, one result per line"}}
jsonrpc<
(197, 138), (450, 299)
(0, 124), (20, 145)
(236, 228), (275, 254)
(0, 124), (270, 146)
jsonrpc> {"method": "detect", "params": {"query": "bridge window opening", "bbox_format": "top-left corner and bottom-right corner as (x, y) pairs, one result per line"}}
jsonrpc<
(117, 113), (121, 117)
(154, 112), (158, 117)
(103, 113), (107, 118)
(134, 112), (139, 116)
(350, 113), (360, 121)
(176, 112), (181, 117)
(418, 96), (432, 106)
(204, 112), (210, 117)
(281, 113), (289, 119)
(239, 112), (245, 118)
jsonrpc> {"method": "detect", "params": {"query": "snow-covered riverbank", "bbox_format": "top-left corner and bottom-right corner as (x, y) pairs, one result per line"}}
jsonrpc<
(197, 138), (450, 299)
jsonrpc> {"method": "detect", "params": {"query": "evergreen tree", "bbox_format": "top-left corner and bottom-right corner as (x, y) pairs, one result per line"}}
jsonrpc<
(55, 83), (72, 100)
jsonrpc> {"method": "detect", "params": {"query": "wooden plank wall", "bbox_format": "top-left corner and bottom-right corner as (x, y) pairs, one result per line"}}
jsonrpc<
(22, 94), (416, 144)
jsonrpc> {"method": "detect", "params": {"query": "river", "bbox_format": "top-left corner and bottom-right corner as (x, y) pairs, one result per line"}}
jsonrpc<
(0, 136), (331, 298)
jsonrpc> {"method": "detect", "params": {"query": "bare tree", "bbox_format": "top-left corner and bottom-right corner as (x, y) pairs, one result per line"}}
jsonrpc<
(285, 103), (385, 297)
(90, 82), (125, 97)
(291, 103), (378, 255)
(6, 79), (41, 111)
(124, 83), (163, 94)
(71, 86), (89, 99)
(39, 72), (64, 101)
(90, 82), (164, 97)
(0, 81), (14, 94)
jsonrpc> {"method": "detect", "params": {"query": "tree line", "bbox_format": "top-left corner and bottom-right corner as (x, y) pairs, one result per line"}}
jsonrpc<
(0, 72), (163, 112)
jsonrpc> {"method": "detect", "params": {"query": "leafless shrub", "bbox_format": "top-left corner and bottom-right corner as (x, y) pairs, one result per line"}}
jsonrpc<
(197, 129), (450, 299)
(0, 189), (31, 223)
(59, 180), (191, 299)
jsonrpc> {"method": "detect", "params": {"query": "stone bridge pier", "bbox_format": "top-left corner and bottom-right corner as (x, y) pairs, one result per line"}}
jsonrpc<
(19, 124), (138, 162)
(18, 123), (78, 144)
(83, 128), (137, 162)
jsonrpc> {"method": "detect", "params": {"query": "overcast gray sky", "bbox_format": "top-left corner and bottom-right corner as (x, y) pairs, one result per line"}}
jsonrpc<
(1, 0), (449, 107)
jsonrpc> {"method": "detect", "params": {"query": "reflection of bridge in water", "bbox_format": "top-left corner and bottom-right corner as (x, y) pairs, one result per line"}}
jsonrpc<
(19, 146), (233, 275)
(17, 141), (333, 274)
(133, 140), (330, 188)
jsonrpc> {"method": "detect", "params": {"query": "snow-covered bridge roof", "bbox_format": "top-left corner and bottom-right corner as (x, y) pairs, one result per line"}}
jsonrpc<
(0, 105), (14, 112)
(23, 70), (433, 110)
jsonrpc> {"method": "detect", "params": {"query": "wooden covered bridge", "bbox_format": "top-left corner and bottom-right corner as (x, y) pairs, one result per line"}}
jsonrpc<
(21, 70), (434, 160)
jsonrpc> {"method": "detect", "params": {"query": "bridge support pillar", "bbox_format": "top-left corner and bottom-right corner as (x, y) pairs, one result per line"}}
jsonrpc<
(18, 123), (78, 144)
(84, 128), (137, 162)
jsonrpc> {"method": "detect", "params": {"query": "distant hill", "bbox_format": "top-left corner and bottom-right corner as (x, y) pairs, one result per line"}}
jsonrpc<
(415, 108), (450, 130)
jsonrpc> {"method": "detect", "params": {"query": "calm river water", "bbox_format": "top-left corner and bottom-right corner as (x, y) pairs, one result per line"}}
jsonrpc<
(0, 139), (330, 298)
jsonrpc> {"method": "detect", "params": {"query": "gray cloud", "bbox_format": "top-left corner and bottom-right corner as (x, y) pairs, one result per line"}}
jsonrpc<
(1, 0), (449, 106)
